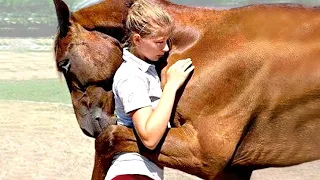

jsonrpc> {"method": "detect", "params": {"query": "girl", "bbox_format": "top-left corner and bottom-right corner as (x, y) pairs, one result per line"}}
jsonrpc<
(107, 0), (194, 179)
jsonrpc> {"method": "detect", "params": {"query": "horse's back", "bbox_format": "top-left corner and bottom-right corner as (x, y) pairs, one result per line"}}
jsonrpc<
(165, 3), (320, 168)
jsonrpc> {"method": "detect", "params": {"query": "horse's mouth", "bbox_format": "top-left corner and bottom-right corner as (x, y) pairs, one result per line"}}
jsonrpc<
(81, 115), (117, 138)
(81, 128), (95, 138)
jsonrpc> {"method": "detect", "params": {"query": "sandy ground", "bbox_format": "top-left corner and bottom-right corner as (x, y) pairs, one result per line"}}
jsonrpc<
(0, 100), (201, 180)
(0, 101), (94, 180)
(0, 101), (319, 180)
(0, 50), (319, 179)
(0, 51), (58, 80)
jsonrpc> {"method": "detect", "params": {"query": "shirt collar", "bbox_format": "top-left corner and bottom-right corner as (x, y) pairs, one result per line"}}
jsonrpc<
(122, 48), (152, 73)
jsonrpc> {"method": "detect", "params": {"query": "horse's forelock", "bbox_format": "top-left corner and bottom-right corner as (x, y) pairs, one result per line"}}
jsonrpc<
(66, 35), (120, 82)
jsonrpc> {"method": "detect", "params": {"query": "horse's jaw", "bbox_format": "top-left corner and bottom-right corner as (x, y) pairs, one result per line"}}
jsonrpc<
(78, 113), (117, 138)
(73, 101), (117, 138)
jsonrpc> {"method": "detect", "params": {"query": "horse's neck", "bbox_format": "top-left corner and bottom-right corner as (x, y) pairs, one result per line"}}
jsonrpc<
(70, 0), (208, 30)
(71, 0), (216, 62)
(70, 0), (131, 36)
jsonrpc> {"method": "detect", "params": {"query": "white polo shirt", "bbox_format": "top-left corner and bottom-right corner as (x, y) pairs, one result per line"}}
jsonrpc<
(113, 48), (162, 126)
(106, 48), (164, 180)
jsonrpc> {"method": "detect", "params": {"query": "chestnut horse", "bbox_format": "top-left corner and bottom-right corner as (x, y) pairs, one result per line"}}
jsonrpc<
(53, 0), (320, 179)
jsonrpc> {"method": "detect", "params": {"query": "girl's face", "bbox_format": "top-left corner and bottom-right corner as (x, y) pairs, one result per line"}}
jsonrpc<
(132, 29), (170, 61)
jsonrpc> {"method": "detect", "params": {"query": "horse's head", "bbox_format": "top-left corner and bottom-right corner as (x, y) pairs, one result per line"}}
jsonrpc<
(53, 0), (123, 138)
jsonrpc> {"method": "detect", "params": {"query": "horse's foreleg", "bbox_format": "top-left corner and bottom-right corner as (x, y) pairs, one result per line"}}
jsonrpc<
(141, 124), (207, 178)
(92, 152), (110, 180)
(92, 125), (139, 180)
(145, 123), (245, 180)
(91, 124), (203, 179)
(93, 124), (217, 179)
(92, 124), (235, 180)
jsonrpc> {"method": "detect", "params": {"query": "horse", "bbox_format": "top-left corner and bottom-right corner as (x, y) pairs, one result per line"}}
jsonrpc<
(53, 0), (320, 179)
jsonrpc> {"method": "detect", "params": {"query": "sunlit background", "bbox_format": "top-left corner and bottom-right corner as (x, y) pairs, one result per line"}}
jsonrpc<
(0, 1), (319, 180)
(1, 0), (319, 103)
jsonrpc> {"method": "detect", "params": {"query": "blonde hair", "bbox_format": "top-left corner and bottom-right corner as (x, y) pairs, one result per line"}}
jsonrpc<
(125, 0), (173, 47)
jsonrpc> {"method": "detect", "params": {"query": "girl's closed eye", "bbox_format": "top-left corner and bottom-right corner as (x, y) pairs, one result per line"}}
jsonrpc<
(155, 40), (165, 44)
(155, 41), (166, 48)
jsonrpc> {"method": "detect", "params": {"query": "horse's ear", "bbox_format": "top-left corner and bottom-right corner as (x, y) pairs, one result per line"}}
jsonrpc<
(53, 0), (71, 37)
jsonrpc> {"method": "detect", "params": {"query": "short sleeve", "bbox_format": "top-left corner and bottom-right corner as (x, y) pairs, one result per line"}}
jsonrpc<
(116, 76), (151, 113)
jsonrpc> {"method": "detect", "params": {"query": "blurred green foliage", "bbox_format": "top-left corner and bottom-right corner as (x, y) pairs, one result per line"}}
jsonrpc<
(0, 79), (71, 104)
(0, 0), (83, 37)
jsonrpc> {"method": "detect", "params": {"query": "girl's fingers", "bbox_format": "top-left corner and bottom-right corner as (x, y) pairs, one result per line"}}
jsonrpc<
(174, 58), (191, 66)
(175, 59), (192, 69)
(184, 65), (195, 74)
(182, 61), (193, 71)
(168, 58), (193, 73)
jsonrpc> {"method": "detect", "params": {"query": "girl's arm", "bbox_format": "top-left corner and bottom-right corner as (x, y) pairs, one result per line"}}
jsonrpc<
(130, 58), (194, 150)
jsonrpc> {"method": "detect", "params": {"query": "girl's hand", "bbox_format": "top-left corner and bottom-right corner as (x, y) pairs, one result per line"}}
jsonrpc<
(165, 58), (194, 90)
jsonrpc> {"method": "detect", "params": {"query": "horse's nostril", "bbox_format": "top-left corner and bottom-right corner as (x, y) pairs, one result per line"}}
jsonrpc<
(95, 116), (101, 121)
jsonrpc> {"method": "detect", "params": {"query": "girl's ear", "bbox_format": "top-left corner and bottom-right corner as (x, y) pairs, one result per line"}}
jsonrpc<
(132, 33), (141, 46)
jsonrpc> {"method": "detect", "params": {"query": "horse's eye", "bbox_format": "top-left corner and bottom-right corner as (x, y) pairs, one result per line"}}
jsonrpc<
(58, 59), (71, 74)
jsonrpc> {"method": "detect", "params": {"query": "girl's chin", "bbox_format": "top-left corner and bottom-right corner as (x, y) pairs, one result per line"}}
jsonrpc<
(149, 57), (160, 61)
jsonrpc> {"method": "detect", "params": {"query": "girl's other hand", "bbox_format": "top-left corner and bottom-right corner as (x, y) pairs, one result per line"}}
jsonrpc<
(165, 58), (194, 90)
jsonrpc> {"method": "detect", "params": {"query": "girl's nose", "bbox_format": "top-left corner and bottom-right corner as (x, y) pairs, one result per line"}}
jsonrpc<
(162, 43), (169, 52)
